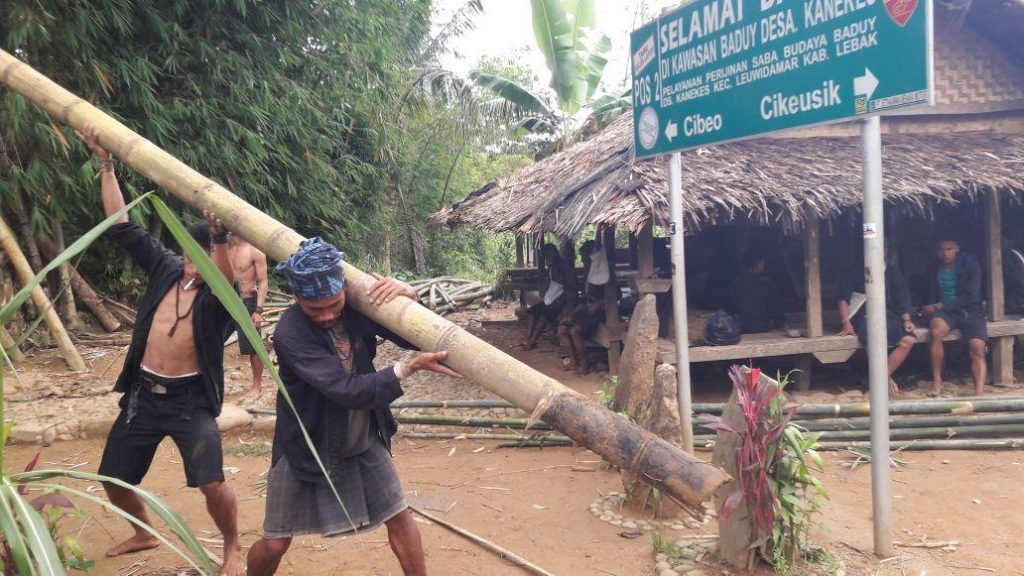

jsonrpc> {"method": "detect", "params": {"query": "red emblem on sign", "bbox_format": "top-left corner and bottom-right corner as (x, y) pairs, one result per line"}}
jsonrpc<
(884, 0), (919, 26)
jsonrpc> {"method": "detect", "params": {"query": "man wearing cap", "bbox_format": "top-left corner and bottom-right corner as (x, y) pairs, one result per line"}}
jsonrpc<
(78, 124), (245, 576)
(247, 238), (460, 576)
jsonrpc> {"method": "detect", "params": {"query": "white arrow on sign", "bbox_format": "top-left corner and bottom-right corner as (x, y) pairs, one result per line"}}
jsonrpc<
(854, 68), (879, 101)
(665, 119), (678, 141)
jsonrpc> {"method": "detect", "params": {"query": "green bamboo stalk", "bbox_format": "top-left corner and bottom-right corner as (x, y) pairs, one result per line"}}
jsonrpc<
(816, 438), (1024, 451)
(392, 400), (516, 409)
(0, 49), (728, 507)
(790, 413), (1024, 432)
(396, 414), (552, 430)
(812, 422), (1024, 441)
(402, 432), (571, 442)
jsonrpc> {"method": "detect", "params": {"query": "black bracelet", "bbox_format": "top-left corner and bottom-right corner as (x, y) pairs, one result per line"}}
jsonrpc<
(212, 232), (230, 244)
(254, 306), (264, 313)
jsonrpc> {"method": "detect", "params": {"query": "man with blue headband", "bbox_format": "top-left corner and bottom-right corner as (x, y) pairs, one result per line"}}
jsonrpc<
(248, 238), (460, 576)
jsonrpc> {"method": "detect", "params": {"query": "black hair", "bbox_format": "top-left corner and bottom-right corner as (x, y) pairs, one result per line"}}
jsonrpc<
(579, 240), (596, 257)
(935, 234), (959, 246)
(742, 248), (766, 270)
(187, 220), (211, 251)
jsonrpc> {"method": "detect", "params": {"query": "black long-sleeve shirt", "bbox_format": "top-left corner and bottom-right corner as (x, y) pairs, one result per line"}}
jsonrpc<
(837, 262), (913, 318)
(271, 304), (416, 483)
(926, 253), (984, 316)
(729, 271), (783, 334)
(106, 222), (231, 415)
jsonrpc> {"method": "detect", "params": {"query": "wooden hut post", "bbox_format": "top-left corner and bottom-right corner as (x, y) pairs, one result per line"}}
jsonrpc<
(560, 237), (577, 311)
(637, 220), (655, 281)
(0, 212), (86, 371)
(986, 189), (1014, 386)
(515, 235), (525, 267)
(603, 225), (623, 373)
(797, 218), (824, 391)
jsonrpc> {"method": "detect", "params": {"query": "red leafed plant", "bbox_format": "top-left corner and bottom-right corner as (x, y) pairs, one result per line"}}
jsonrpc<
(703, 366), (797, 538)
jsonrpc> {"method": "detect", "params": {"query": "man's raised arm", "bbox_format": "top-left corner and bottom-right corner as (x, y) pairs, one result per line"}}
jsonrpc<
(77, 123), (128, 224)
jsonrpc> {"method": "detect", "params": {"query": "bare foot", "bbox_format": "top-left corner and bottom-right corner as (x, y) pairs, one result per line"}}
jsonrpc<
(221, 544), (245, 576)
(106, 534), (160, 557)
(888, 378), (900, 395)
(927, 382), (943, 397)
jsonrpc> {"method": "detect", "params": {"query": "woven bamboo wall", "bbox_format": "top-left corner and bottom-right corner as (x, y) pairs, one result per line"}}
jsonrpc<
(932, 24), (1024, 107)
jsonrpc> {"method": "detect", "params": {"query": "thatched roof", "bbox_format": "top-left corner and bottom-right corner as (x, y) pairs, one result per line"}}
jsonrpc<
(429, 2), (1024, 238)
(430, 114), (1024, 237)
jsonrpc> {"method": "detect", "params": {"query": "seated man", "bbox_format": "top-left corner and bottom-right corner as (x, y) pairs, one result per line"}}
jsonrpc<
(558, 241), (610, 374)
(917, 237), (987, 396)
(729, 249), (784, 334)
(837, 248), (916, 394)
(518, 244), (567, 350)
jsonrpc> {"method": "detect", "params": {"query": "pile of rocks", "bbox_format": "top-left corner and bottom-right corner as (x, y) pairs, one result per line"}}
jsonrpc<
(588, 492), (714, 531)
(654, 538), (718, 576)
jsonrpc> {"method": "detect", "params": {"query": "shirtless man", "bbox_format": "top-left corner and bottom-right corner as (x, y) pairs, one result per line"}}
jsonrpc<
(229, 235), (269, 397)
(79, 124), (245, 576)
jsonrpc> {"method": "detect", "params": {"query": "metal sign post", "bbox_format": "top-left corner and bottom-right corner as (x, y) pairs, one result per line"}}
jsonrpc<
(861, 115), (892, 557)
(668, 151), (694, 453)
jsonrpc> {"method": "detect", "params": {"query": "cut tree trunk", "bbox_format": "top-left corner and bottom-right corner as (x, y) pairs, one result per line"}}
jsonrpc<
(51, 220), (84, 330)
(0, 49), (729, 508)
(0, 211), (86, 371)
(36, 234), (121, 332)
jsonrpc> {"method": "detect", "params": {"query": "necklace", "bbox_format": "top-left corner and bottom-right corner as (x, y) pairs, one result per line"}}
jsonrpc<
(168, 279), (198, 337)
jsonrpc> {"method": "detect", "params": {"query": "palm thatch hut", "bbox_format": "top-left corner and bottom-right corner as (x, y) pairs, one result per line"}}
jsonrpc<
(430, 1), (1024, 386)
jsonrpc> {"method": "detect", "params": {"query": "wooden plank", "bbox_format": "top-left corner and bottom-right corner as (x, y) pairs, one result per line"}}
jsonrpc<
(804, 219), (823, 338)
(987, 189), (1005, 322)
(515, 235), (524, 267)
(560, 238), (576, 310)
(813, 349), (858, 364)
(992, 336), (1015, 387)
(632, 278), (672, 294)
(656, 319), (1024, 364)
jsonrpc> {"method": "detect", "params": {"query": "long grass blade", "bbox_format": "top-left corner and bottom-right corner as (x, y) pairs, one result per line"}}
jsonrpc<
(148, 196), (359, 532)
(18, 481), (211, 575)
(0, 483), (64, 575)
(0, 193), (152, 326)
(0, 481), (36, 576)
(12, 469), (214, 574)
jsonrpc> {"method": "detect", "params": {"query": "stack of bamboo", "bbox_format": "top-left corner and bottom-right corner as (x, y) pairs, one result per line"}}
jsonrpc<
(409, 277), (494, 315)
(369, 396), (1024, 451)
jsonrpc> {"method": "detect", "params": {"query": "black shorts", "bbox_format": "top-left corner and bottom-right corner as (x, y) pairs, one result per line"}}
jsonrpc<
(851, 311), (914, 348)
(231, 296), (259, 355)
(528, 300), (564, 323)
(932, 310), (988, 342)
(98, 380), (224, 488)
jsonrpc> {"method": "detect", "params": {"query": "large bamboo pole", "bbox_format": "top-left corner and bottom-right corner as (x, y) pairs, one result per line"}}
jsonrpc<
(0, 50), (728, 507)
(35, 234), (121, 332)
(0, 212), (86, 371)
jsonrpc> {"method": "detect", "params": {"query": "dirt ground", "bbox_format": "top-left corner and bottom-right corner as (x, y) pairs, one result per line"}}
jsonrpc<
(4, 302), (1024, 575)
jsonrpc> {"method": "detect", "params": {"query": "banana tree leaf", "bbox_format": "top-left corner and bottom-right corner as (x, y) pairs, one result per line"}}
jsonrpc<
(581, 33), (611, 100)
(0, 482), (36, 576)
(471, 72), (553, 119)
(530, 0), (581, 113)
(0, 193), (151, 326)
(148, 196), (359, 534)
(0, 483), (64, 575)
(11, 470), (215, 575)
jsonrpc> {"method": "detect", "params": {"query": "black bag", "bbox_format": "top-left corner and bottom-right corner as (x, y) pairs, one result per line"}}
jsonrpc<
(706, 311), (741, 346)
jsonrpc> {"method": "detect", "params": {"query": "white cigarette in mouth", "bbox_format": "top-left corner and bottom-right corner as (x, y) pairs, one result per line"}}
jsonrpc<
(183, 278), (195, 291)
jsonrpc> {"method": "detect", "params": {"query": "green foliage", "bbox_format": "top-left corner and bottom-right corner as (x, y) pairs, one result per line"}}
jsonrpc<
(3, 0), (516, 283)
(595, 375), (618, 407)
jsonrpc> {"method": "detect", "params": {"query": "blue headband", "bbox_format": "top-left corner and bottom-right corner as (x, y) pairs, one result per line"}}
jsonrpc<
(276, 237), (345, 299)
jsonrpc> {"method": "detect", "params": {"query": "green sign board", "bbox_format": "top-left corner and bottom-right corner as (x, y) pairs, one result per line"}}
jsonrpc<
(630, 0), (933, 157)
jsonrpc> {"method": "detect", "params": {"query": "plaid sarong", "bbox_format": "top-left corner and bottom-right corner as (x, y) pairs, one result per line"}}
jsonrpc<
(262, 438), (407, 538)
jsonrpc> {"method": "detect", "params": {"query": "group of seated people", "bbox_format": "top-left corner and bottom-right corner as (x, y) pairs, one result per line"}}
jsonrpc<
(728, 236), (1019, 396)
(517, 241), (613, 375)
(518, 233), (1022, 395)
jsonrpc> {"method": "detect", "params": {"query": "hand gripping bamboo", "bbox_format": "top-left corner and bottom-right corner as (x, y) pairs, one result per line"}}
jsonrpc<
(0, 49), (729, 507)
